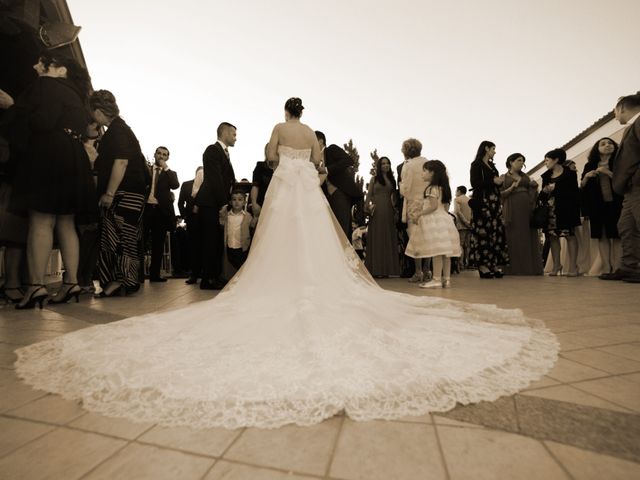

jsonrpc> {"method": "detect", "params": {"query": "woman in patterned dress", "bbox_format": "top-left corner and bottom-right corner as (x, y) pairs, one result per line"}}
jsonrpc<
(90, 90), (150, 297)
(469, 141), (509, 278)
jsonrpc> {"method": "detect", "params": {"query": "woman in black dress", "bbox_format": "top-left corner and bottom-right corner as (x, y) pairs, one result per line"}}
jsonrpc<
(469, 140), (509, 278)
(90, 90), (149, 297)
(540, 148), (581, 276)
(11, 54), (95, 309)
(364, 156), (401, 277)
(580, 138), (622, 274)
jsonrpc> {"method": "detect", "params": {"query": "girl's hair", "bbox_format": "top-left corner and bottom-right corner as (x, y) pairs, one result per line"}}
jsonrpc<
(505, 153), (525, 170)
(585, 137), (618, 170)
(474, 140), (495, 163)
(423, 160), (452, 204)
(374, 156), (396, 189)
(39, 52), (91, 99)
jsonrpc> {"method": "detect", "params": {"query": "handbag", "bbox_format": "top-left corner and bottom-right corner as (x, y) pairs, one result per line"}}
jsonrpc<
(530, 197), (549, 229)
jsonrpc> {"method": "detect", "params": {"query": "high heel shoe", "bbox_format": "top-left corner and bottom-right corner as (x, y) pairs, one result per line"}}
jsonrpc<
(15, 285), (48, 310)
(99, 282), (124, 298)
(48, 283), (82, 304)
(549, 265), (563, 276)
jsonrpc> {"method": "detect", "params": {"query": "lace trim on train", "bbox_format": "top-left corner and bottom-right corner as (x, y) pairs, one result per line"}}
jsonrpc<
(15, 304), (558, 430)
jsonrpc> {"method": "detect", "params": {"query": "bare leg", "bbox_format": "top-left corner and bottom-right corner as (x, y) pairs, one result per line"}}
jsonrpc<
(19, 211), (55, 306)
(4, 247), (24, 288)
(432, 255), (443, 281)
(442, 257), (452, 280)
(26, 211), (55, 285)
(598, 236), (612, 274)
(55, 214), (79, 285)
(550, 236), (561, 274)
(611, 238), (622, 271)
(566, 236), (579, 275)
(413, 258), (423, 277)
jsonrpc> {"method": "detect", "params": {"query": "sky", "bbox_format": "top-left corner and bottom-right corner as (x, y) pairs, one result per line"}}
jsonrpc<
(68, 0), (640, 192)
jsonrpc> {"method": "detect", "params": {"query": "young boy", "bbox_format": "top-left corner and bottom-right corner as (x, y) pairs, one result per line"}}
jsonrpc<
(219, 190), (255, 274)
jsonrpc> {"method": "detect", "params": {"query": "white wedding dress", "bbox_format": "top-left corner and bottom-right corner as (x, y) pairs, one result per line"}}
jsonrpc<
(16, 146), (558, 429)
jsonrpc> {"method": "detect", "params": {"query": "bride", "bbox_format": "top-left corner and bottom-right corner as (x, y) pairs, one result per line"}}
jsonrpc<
(15, 98), (558, 429)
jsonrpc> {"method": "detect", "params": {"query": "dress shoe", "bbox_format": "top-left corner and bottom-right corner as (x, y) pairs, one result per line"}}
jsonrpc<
(599, 269), (628, 281)
(149, 277), (167, 283)
(622, 274), (640, 283)
(185, 277), (198, 285)
(200, 278), (219, 290)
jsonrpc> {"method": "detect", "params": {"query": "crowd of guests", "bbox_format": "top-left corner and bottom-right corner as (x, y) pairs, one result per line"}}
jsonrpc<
(1, 52), (639, 308)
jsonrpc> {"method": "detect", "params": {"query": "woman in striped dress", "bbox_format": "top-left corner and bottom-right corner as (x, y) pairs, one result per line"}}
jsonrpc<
(90, 90), (150, 296)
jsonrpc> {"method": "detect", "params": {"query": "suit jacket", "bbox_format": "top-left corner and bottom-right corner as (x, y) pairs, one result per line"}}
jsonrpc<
(149, 166), (179, 218)
(178, 180), (196, 221)
(323, 144), (363, 200)
(613, 114), (640, 195)
(195, 142), (236, 209)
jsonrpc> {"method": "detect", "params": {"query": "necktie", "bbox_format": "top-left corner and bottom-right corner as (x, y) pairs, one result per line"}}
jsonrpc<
(152, 167), (160, 197)
(224, 147), (230, 159)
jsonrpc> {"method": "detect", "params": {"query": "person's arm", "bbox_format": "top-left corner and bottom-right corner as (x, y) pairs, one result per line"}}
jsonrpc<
(202, 145), (229, 208)
(0, 88), (14, 109)
(420, 188), (439, 216)
(500, 175), (519, 198)
(580, 164), (598, 188)
(325, 144), (353, 175)
(99, 159), (128, 207)
(266, 125), (279, 162)
(453, 198), (469, 227)
(399, 162), (412, 198)
(613, 120), (640, 194)
(177, 183), (188, 217)
(250, 186), (261, 216)
(469, 162), (485, 193)
(310, 131), (322, 167)
(166, 169), (179, 190)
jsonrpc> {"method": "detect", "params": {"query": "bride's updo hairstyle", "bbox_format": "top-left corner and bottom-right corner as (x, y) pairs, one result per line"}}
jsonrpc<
(285, 97), (304, 118)
(89, 89), (120, 119)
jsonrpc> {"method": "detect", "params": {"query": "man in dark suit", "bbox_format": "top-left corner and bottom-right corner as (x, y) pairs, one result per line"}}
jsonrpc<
(194, 122), (237, 290)
(601, 93), (640, 283)
(315, 131), (363, 239)
(178, 166), (203, 284)
(143, 146), (179, 282)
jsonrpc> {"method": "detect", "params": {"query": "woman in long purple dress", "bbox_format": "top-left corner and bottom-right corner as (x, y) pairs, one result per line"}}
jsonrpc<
(500, 153), (543, 275)
(365, 156), (401, 277)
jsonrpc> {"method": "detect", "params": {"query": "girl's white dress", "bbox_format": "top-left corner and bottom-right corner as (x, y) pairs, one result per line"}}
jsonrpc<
(405, 186), (462, 258)
(15, 147), (557, 429)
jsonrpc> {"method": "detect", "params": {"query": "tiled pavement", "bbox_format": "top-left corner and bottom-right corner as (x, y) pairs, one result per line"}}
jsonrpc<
(0, 273), (639, 479)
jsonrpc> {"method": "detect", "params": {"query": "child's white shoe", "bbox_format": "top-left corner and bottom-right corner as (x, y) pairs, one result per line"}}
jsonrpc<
(419, 279), (442, 289)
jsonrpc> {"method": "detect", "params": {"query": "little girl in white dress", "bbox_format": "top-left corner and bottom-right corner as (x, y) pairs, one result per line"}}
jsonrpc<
(405, 160), (461, 288)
